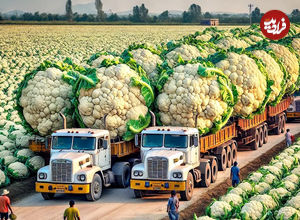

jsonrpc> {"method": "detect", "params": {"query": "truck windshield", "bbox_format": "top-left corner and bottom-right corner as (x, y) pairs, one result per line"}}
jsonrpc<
(52, 136), (72, 149)
(165, 134), (188, 148)
(142, 134), (163, 148)
(73, 137), (95, 150)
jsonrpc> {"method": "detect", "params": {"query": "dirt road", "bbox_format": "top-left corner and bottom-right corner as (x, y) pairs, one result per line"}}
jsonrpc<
(13, 123), (300, 220)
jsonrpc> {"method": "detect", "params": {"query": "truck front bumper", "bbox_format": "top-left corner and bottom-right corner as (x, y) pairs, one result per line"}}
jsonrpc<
(36, 182), (90, 194)
(130, 179), (185, 191)
(287, 112), (300, 118)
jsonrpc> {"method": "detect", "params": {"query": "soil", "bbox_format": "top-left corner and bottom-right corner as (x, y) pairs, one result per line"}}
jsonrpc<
(162, 133), (300, 220)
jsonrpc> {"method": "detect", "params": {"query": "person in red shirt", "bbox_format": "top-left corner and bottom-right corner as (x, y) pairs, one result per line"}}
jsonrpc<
(0, 189), (13, 220)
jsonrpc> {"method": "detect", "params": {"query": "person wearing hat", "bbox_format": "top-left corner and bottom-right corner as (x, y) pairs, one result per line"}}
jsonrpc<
(230, 161), (241, 187)
(0, 189), (13, 220)
(64, 200), (80, 220)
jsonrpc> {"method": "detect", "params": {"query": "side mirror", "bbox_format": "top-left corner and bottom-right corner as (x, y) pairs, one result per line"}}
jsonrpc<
(103, 140), (108, 149)
(194, 136), (198, 147)
(134, 134), (140, 147)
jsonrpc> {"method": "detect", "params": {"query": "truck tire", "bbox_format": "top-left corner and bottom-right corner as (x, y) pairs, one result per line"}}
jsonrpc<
(281, 116), (286, 134)
(275, 117), (282, 135)
(210, 159), (218, 183)
(199, 161), (211, 187)
(86, 174), (103, 201)
(217, 147), (227, 171)
(134, 189), (144, 198)
(41, 193), (55, 200)
(226, 147), (232, 168)
(231, 142), (238, 163)
(263, 124), (268, 144)
(259, 127), (264, 147)
(251, 129), (259, 150)
(180, 172), (194, 201)
(112, 162), (130, 188)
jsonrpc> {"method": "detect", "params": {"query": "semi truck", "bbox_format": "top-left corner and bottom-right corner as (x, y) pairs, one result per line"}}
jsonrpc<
(130, 97), (291, 200)
(35, 115), (139, 201)
(287, 91), (300, 120)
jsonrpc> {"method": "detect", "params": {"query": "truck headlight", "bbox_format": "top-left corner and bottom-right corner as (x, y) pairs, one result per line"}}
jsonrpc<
(77, 174), (86, 182)
(173, 172), (182, 178)
(39, 172), (47, 180)
(133, 170), (143, 177)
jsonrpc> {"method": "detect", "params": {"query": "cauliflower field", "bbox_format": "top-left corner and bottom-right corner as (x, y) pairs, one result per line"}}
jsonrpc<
(195, 141), (300, 220)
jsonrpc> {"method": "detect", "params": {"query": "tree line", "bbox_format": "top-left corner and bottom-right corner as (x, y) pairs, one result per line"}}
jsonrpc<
(0, 0), (299, 23)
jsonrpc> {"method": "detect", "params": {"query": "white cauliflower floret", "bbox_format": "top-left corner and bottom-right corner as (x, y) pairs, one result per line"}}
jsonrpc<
(16, 135), (32, 147)
(0, 150), (13, 158)
(0, 170), (7, 186)
(286, 196), (300, 210)
(276, 207), (300, 220)
(26, 156), (45, 172)
(264, 173), (277, 185)
(251, 50), (284, 103)
(209, 201), (232, 218)
(283, 180), (297, 192)
(268, 43), (299, 93)
(2, 156), (18, 166)
(78, 64), (151, 139)
(228, 187), (246, 196)
(8, 162), (29, 179)
(248, 172), (263, 182)
(91, 54), (117, 68)
(157, 63), (231, 133)
(15, 149), (34, 162)
(196, 216), (215, 220)
(283, 174), (299, 184)
(261, 165), (282, 177)
(19, 67), (73, 136)
(254, 182), (271, 194)
(215, 37), (250, 49)
(269, 187), (290, 200)
(250, 194), (277, 210)
(216, 52), (267, 117)
(283, 148), (295, 155)
(241, 201), (263, 220)
(236, 182), (253, 193)
(291, 167), (300, 176)
(220, 193), (243, 206)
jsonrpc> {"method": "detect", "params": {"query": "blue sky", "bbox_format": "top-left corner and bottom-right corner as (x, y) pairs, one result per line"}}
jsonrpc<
(0, 0), (299, 14)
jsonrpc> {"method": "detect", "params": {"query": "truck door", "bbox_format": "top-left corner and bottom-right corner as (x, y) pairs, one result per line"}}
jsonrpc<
(190, 135), (199, 164)
(97, 137), (111, 169)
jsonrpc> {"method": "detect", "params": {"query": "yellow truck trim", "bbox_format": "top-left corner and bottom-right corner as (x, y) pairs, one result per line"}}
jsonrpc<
(130, 179), (186, 191)
(287, 112), (300, 118)
(36, 182), (90, 194)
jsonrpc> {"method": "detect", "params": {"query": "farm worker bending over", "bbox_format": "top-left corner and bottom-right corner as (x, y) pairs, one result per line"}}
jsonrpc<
(285, 129), (292, 147)
(167, 190), (179, 220)
(64, 200), (80, 220)
(230, 161), (240, 187)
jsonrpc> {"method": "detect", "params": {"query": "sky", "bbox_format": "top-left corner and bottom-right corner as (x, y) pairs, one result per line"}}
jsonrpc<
(0, 0), (299, 14)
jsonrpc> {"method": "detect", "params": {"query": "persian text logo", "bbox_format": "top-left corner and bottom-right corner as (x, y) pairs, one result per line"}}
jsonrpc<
(260, 10), (290, 40)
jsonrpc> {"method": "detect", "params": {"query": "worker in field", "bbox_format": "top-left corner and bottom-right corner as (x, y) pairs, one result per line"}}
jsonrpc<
(167, 190), (179, 220)
(285, 129), (292, 147)
(0, 189), (13, 220)
(230, 161), (240, 187)
(64, 200), (80, 220)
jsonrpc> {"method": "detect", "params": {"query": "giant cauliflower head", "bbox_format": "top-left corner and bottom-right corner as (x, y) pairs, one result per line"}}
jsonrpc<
(156, 62), (236, 135)
(75, 59), (154, 140)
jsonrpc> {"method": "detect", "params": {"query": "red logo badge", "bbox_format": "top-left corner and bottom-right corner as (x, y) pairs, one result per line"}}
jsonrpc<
(260, 10), (290, 40)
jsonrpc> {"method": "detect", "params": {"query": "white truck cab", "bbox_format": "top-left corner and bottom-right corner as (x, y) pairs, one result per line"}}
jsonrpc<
(287, 94), (300, 119)
(36, 128), (133, 201)
(130, 126), (209, 201)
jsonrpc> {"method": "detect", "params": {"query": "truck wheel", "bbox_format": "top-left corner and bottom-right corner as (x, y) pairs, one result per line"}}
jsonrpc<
(280, 116), (286, 134)
(134, 189), (144, 198)
(41, 193), (55, 200)
(210, 159), (218, 183)
(226, 147), (232, 168)
(112, 162), (130, 188)
(199, 161), (211, 187)
(251, 129), (259, 150)
(217, 148), (227, 171)
(180, 172), (194, 201)
(231, 142), (238, 163)
(275, 117), (282, 135)
(263, 124), (268, 144)
(86, 174), (102, 201)
(259, 127), (264, 147)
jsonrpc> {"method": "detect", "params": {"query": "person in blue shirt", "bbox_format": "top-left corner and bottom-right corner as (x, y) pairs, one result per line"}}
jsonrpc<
(167, 190), (179, 220)
(230, 161), (240, 187)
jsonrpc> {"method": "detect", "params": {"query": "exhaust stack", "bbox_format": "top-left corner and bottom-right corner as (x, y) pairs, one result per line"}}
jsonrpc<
(59, 112), (67, 129)
(195, 113), (199, 128)
(149, 111), (156, 126)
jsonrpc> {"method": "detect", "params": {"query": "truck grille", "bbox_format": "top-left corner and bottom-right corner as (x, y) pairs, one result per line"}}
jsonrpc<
(51, 159), (72, 182)
(296, 101), (300, 112)
(147, 157), (168, 179)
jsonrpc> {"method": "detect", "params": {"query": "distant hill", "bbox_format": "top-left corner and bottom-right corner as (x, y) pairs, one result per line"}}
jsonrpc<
(3, 10), (25, 17)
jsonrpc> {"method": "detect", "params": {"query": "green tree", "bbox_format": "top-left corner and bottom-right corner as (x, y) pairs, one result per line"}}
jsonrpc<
(95, 0), (106, 21)
(182, 4), (202, 23)
(132, 5), (140, 22)
(132, 4), (149, 22)
(291, 9), (300, 17)
(66, 0), (73, 21)
(204, 12), (212, 18)
(0, 13), (2, 21)
(140, 4), (148, 22)
(158, 10), (169, 21)
(251, 7), (261, 23)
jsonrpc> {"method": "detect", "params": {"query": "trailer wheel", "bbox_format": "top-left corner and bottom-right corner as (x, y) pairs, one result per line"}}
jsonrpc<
(251, 129), (259, 150)
(275, 117), (282, 135)
(112, 162), (131, 188)
(259, 127), (264, 147)
(280, 116), (286, 134)
(231, 142), (238, 163)
(86, 174), (103, 201)
(180, 172), (194, 201)
(134, 190), (144, 199)
(226, 147), (232, 168)
(41, 193), (55, 200)
(217, 147), (227, 171)
(263, 124), (268, 144)
(210, 159), (218, 183)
